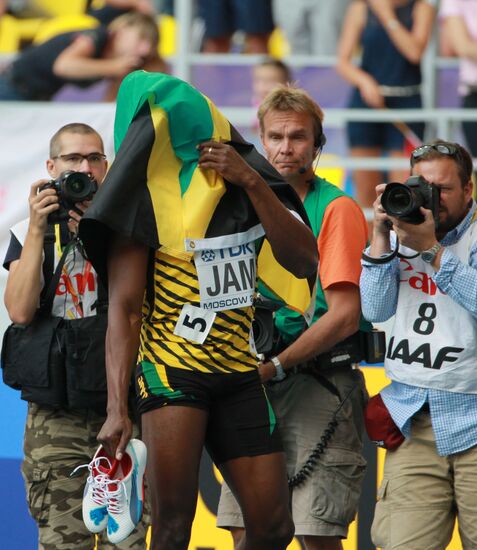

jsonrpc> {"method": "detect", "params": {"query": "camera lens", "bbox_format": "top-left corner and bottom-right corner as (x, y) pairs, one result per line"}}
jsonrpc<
(382, 182), (421, 217)
(65, 173), (89, 198)
(386, 187), (411, 214)
(61, 172), (97, 202)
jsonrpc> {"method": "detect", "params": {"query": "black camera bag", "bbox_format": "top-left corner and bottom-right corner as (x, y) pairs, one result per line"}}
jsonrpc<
(1, 313), (64, 403)
(1, 226), (108, 413)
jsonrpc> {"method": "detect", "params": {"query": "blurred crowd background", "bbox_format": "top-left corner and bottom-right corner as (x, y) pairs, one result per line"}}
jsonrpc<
(0, 0), (475, 215)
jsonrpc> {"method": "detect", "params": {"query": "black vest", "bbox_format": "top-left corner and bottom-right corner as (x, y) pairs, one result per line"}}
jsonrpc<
(1, 226), (108, 412)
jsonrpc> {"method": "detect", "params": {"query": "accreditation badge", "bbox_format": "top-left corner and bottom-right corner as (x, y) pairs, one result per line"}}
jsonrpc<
(194, 242), (256, 312)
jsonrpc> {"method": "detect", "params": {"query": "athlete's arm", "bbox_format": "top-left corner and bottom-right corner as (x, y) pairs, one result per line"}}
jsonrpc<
(97, 235), (149, 460)
(197, 141), (318, 279)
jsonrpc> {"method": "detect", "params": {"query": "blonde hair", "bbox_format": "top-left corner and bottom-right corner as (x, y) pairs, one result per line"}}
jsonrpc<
(257, 85), (325, 147)
(108, 11), (159, 48)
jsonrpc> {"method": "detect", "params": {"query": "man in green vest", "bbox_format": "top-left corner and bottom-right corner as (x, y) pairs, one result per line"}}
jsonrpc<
(217, 85), (371, 550)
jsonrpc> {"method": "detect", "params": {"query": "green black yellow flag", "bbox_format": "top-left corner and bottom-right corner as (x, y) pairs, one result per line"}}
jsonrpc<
(80, 71), (316, 318)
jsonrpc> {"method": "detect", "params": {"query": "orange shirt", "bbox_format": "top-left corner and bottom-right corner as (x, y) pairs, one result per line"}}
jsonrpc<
(318, 196), (369, 290)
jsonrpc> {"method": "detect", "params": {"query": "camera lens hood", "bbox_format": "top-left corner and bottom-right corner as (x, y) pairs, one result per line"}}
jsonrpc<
(381, 182), (414, 217)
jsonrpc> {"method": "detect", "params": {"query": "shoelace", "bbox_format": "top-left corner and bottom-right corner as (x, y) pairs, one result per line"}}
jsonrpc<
(104, 478), (129, 515)
(71, 456), (113, 506)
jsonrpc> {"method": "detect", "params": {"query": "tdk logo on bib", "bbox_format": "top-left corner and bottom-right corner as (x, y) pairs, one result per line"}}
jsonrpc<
(195, 243), (256, 312)
(200, 250), (216, 262)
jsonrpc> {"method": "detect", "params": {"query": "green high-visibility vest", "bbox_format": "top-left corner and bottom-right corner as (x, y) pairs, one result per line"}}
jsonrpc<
(274, 176), (372, 344)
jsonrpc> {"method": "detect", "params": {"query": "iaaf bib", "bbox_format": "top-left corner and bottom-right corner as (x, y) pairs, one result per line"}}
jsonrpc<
(386, 220), (477, 394)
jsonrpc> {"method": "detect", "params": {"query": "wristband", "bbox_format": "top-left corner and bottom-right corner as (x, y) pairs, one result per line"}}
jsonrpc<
(271, 356), (286, 382)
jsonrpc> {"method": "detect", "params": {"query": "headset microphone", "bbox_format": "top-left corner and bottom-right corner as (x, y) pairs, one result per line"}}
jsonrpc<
(298, 166), (307, 174)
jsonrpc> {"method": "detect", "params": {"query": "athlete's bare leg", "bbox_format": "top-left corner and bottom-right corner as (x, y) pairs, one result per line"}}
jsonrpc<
(141, 405), (208, 550)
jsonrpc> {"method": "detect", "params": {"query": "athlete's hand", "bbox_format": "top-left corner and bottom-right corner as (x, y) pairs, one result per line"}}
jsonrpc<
(258, 361), (277, 383)
(197, 140), (260, 190)
(97, 412), (132, 461)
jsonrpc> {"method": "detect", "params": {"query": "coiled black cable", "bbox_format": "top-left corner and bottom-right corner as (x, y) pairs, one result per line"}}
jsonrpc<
(288, 381), (358, 489)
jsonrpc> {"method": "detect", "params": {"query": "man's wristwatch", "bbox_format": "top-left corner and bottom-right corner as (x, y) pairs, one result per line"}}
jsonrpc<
(270, 356), (286, 382)
(421, 242), (442, 263)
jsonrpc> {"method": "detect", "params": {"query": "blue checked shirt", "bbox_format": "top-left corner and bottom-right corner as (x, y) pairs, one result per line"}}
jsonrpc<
(361, 202), (477, 456)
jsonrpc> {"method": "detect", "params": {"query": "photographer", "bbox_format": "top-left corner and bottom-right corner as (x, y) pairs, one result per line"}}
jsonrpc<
(2, 123), (148, 549)
(361, 139), (477, 549)
(216, 86), (371, 550)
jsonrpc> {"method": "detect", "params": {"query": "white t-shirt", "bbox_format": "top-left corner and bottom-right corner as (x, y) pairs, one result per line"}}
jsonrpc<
(10, 219), (100, 319)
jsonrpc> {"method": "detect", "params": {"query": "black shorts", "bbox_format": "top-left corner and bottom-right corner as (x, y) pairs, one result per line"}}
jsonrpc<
(198, 0), (274, 38)
(135, 361), (282, 464)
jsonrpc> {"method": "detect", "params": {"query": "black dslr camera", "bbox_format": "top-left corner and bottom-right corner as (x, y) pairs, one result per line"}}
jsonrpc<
(252, 295), (282, 356)
(39, 171), (98, 224)
(381, 175), (440, 225)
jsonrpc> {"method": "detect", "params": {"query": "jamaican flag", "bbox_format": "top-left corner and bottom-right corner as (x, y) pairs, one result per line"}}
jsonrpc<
(80, 71), (316, 318)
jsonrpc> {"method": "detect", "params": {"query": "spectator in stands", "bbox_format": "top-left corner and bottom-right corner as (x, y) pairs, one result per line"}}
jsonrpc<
(87, 0), (157, 25)
(156, 0), (173, 16)
(246, 58), (292, 147)
(0, 0), (48, 18)
(273, 0), (351, 56)
(440, 0), (477, 167)
(0, 11), (159, 101)
(252, 58), (291, 108)
(337, 0), (436, 224)
(88, 3), (169, 101)
(198, 0), (274, 53)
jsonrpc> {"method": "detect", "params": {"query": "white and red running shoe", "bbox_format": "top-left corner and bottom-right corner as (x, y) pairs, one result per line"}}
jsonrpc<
(105, 438), (147, 544)
(72, 445), (116, 533)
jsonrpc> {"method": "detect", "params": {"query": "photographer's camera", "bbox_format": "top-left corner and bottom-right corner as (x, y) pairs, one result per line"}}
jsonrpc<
(381, 175), (440, 225)
(252, 295), (281, 356)
(39, 171), (98, 223)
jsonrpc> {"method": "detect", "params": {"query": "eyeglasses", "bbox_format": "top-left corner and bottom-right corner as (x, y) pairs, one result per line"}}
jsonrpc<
(411, 143), (458, 161)
(53, 153), (107, 167)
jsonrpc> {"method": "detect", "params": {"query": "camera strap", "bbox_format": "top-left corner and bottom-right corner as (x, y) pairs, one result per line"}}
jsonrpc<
(361, 236), (419, 264)
(361, 239), (400, 265)
(39, 225), (71, 315)
(40, 225), (55, 309)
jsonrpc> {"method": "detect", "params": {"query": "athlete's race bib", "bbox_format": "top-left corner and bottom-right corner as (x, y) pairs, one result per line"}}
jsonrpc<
(194, 242), (256, 312)
(173, 304), (216, 344)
